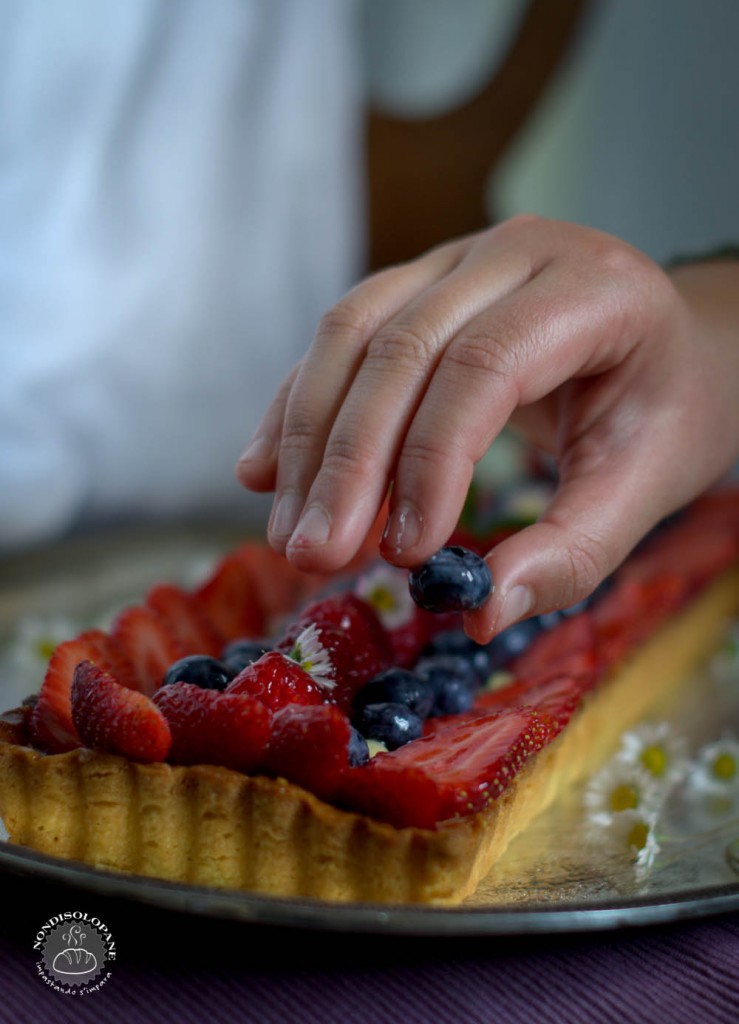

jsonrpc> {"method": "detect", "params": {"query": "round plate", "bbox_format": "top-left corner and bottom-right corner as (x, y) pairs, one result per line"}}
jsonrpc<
(1, 525), (738, 936)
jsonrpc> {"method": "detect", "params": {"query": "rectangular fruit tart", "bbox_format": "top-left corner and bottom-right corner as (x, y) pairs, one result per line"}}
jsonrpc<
(0, 489), (738, 905)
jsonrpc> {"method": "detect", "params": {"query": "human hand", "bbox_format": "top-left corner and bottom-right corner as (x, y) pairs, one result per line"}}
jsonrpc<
(236, 216), (739, 641)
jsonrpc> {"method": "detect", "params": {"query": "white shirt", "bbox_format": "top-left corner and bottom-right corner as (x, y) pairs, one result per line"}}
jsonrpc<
(0, 0), (363, 548)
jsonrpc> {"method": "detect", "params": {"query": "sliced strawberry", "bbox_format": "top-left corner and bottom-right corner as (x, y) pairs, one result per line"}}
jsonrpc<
(341, 707), (556, 829)
(510, 612), (600, 690)
(194, 553), (266, 642)
(153, 682), (271, 771)
(474, 674), (583, 728)
(592, 573), (687, 668)
(233, 543), (322, 621)
(279, 594), (394, 709)
(388, 608), (434, 668)
(622, 526), (737, 594)
(71, 661), (171, 762)
(263, 703), (353, 801)
(146, 583), (224, 657)
(111, 605), (184, 696)
(226, 650), (326, 710)
(296, 592), (392, 658)
(29, 629), (137, 753)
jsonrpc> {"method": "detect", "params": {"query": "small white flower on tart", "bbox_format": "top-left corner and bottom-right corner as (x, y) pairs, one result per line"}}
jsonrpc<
(283, 623), (336, 692)
(355, 564), (415, 630)
(618, 722), (690, 788)
(584, 756), (664, 821)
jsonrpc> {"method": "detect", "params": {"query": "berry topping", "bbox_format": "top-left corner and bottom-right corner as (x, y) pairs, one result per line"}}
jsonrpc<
(71, 661), (172, 763)
(354, 702), (424, 750)
(353, 667), (434, 719)
(409, 546), (492, 613)
(343, 706), (555, 829)
(264, 704), (355, 801)
(194, 553), (266, 642)
(278, 601), (394, 710)
(482, 618), (542, 673)
(162, 655), (235, 691)
(413, 654), (478, 717)
(145, 583), (225, 658)
(221, 638), (272, 675)
(226, 650), (326, 710)
(153, 683), (271, 772)
(511, 612), (600, 691)
(348, 727), (371, 767)
(29, 629), (137, 754)
(111, 605), (184, 695)
(422, 629), (491, 682)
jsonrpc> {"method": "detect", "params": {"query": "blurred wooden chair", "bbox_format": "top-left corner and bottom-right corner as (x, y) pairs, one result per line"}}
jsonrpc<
(367, 0), (591, 270)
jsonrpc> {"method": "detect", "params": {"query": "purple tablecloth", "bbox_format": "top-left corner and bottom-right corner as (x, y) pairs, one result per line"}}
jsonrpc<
(1, 868), (737, 1024)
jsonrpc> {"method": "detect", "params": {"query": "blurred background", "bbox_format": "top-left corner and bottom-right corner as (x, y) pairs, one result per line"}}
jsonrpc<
(2, 0), (739, 552)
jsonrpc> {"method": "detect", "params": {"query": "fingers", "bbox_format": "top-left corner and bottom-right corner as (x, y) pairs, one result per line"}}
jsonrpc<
(462, 425), (678, 643)
(280, 226), (544, 572)
(261, 241), (469, 555)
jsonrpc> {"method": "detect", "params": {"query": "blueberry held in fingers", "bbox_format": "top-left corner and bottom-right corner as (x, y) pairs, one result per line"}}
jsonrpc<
(408, 546), (493, 613)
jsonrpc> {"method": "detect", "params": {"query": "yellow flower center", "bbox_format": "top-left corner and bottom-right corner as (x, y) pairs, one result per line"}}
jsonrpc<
(610, 784), (639, 812)
(711, 753), (737, 781)
(640, 745), (668, 777)
(626, 821), (649, 851)
(36, 638), (58, 660)
(369, 585), (397, 614)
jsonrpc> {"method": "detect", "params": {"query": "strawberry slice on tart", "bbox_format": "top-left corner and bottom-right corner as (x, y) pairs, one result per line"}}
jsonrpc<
(29, 629), (138, 753)
(153, 683), (271, 772)
(71, 661), (172, 763)
(342, 706), (556, 829)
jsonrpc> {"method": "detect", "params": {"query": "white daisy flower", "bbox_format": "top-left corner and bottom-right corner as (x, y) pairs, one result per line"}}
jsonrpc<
(689, 736), (739, 793)
(283, 623), (336, 691)
(584, 756), (664, 821)
(496, 481), (555, 523)
(619, 722), (690, 788)
(709, 621), (739, 684)
(355, 564), (415, 630)
(588, 808), (661, 877)
(3, 615), (78, 695)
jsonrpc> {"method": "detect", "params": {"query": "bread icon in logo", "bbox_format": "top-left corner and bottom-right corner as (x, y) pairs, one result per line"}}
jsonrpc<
(52, 924), (98, 976)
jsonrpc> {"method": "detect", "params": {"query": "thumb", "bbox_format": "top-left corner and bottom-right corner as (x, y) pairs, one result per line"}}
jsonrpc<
(463, 453), (676, 643)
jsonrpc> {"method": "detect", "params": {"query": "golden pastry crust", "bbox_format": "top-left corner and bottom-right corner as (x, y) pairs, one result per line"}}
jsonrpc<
(1, 566), (737, 904)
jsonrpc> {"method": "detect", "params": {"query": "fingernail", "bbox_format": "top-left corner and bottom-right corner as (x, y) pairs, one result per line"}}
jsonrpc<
(381, 502), (422, 554)
(288, 505), (331, 549)
(495, 584), (533, 633)
(238, 436), (274, 464)
(270, 491), (302, 538)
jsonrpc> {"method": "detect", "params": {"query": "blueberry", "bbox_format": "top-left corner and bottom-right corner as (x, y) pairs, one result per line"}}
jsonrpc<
(408, 546), (492, 613)
(353, 668), (435, 719)
(162, 655), (235, 691)
(414, 654), (478, 716)
(422, 629), (491, 682)
(482, 618), (541, 672)
(355, 702), (423, 750)
(221, 638), (272, 675)
(348, 726), (370, 767)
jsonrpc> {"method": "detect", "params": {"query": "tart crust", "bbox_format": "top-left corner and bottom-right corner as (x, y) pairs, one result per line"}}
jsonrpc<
(1, 567), (737, 905)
